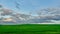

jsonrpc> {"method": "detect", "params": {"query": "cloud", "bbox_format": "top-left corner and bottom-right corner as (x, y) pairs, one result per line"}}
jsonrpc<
(31, 8), (60, 23)
(11, 8), (60, 23)
(1, 7), (60, 23)
(1, 8), (13, 15)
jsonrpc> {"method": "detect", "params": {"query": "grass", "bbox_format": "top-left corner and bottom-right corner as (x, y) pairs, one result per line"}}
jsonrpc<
(0, 24), (60, 34)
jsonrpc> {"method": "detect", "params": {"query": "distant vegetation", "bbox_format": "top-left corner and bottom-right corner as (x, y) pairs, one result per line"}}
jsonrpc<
(0, 24), (60, 34)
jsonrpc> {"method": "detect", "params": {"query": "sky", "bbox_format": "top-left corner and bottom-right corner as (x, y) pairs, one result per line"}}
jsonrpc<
(0, 0), (60, 15)
(0, 0), (60, 23)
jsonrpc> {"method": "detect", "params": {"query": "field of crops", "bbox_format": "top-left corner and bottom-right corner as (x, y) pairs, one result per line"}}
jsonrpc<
(0, 24), (60, 34)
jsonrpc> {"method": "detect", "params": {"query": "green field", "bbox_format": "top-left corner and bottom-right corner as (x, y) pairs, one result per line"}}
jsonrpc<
(0, 24), (60, 34)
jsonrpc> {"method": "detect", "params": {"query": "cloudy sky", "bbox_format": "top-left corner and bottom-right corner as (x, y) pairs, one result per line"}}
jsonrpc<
(0, 0), (60, 23)
(0, 0), (60, 15)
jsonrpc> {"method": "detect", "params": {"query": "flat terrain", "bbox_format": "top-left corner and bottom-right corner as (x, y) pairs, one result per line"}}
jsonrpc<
(0, 24), (60, 34)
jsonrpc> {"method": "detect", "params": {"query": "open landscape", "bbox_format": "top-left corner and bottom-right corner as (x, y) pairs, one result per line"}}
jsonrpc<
(0, 0), (60, 34)
(0, 24), (60, 34)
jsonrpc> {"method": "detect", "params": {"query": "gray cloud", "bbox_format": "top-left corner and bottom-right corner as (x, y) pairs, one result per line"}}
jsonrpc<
(8, 8), (60, 23)
(1, 7), (60, 24)
(1, 8), (13, 16)
(31, 8), (60, 23)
